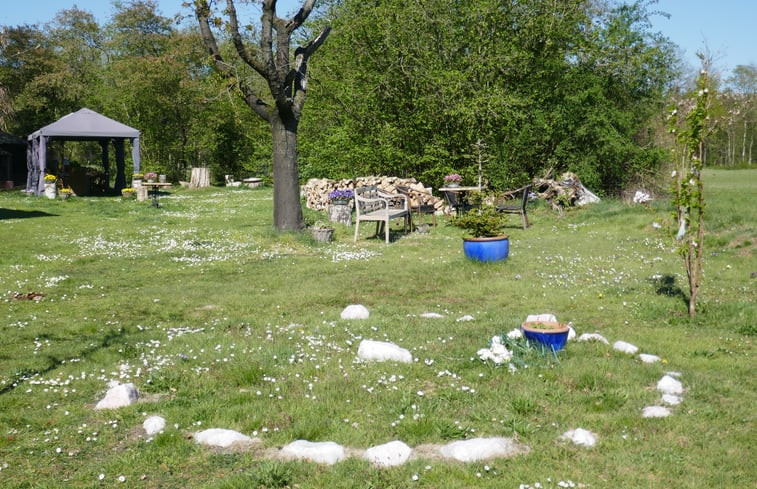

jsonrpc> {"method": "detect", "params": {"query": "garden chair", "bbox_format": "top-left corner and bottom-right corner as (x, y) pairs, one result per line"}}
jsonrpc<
(353, 185), (411, 243)
(395, 185), (437, 228)
(496, 184), (531, 229)
(443, 189), (478, 216)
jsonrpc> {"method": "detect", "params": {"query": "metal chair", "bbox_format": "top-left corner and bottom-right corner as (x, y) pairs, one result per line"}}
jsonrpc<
(395, 185), (437, 228)
(496, 184), (531, 229)
(443, 189), (478, 216)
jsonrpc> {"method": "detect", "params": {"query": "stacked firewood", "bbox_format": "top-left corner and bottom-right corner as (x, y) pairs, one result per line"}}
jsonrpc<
(301, 176), (445, 212)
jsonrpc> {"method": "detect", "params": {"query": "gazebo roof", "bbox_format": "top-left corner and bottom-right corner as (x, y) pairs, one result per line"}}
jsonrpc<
(31, 108), (139, 139)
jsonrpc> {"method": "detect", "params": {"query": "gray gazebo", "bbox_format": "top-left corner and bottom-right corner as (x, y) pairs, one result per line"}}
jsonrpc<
(27, 108), (141, 195)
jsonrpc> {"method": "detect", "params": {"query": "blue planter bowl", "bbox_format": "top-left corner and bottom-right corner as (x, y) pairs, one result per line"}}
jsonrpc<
(463, 236), (509, 262)
(521, 321), (570, 351)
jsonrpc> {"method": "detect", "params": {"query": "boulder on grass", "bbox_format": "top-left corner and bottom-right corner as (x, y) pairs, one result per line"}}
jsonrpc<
(358, 340), (413, 363)
(143, 415), (166, 435)
(364, 440), (413, 467)
(194, 428), (255, 448)
(341, 304), (370, 320)
(95, 383), (139, 410)
(280, 440), (345, 465)
(438, 437), (527, 462)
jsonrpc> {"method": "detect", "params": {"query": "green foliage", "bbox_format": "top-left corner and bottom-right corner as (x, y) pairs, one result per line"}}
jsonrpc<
(302, 0), (676, 193)
(669, 58), (712, 316)
(450, 203), (508, 238)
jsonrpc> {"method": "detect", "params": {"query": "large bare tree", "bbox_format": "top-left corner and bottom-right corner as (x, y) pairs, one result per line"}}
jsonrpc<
(194, 0), (330, 230)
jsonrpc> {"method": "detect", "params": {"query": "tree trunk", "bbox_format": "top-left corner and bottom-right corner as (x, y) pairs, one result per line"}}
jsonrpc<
(271, 115), (303, 231)
(190, 167), (210, 188)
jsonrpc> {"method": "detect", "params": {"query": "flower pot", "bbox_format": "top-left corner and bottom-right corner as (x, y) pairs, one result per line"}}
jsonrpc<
(445, 182), (460, 188)
(59, 192), (71, 200)
(462, 235), (509, 262)
(132, 179), (142, 188)
(328, 201), (352, 226)
(44, 183), (57, 200)
(311, 227), (335, 242)
(521, 321), (570, 351)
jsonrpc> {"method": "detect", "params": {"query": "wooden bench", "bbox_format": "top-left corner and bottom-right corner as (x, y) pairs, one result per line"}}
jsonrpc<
(353, 185), (411, 243)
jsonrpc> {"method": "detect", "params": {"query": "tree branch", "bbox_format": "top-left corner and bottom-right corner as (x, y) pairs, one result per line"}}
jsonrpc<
(291, 25), (331, 117)
(194, 0), (270, 122)
(225, 0), (267, 77)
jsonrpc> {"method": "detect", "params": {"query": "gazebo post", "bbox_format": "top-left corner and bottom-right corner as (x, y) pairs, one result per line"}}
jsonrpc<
(100, 140), (110, 192)
(114, 139), (126, 191)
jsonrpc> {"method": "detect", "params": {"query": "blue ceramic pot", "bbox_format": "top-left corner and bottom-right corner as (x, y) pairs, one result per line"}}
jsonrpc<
(521, 321), (570, 351)
(463, 236), (509, 262)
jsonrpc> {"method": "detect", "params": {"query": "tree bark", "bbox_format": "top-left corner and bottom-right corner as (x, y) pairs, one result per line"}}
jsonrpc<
(271, 115), (303, 230)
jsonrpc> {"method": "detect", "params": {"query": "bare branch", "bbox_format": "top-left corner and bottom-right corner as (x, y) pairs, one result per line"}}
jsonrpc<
(225, 0), (267, 77)
(194, 0), (270, 121)
(291, 26), (331, 117)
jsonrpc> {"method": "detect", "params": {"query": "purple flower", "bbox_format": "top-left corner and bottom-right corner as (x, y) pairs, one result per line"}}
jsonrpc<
(328, 189), (354, 201)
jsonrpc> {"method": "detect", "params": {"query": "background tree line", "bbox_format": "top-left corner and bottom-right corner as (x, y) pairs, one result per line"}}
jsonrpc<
(0, 0), (752, 193)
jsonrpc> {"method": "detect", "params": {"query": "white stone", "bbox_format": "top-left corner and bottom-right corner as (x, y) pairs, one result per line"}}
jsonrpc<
(358, 340), (413, 363)
(661, 394), (682, 406)
(613, 340), (639, 355)
(577, 333), (609, 344)
(194, 428), (254, 448)
(340, 304), (369, 320)
(456, 315), (475, 322)
(657, 375), (683, 395)
(561, 428), (597, 447)
(525, 313), (557, 323)
(639, 353), (661, 363)
(567, 326), (576, 341)
(364, 440), (413, 467)
(95, 383), (139, 410)
(438, 437), (524, 462)
(143, 416), (166, 435)
(420, 312), (444, 318)
(280, 440), (345, 465)
(642, 406), (671, 418)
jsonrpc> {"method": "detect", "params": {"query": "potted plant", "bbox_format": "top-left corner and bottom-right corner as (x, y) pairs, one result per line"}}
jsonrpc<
(144, 172), (158, 183)
(444, 173), (462, 187)
(310, 220), (335, 242)
(58, 187), (73, 200)
(43, 174), (57, 199)
(521, 321), (570, 351)
(132, 173), (144, 188)
(327, 189), (354, 226)
(451, 201), (509, 262)
(121, 187), (136, 199)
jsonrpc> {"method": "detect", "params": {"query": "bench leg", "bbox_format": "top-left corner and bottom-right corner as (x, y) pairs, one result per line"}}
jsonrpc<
(353, 220), (360, 242)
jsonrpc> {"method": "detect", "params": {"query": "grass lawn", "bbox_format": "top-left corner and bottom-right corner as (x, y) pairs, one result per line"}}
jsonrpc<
(0, 169), (754, 488)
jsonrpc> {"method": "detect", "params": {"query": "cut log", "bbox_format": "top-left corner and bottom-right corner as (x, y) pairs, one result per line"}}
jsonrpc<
(189, 167), (211, 189)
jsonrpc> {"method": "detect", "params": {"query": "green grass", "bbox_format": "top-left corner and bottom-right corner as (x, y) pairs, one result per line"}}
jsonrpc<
(0, 170), (755, 488)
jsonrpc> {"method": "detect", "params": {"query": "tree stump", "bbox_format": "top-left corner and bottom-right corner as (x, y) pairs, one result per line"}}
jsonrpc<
(189, 167), (211, 189)
(328, 203), (352, 226)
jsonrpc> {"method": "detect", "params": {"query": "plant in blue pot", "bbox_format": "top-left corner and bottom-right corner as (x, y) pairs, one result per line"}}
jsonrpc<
(451, 199), (509, 262)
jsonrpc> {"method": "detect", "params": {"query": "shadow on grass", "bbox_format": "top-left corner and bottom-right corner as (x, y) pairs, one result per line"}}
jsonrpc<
(649, 274), (688, 305)
(0, 327), (127, 396)
(0, 208), (58, 220)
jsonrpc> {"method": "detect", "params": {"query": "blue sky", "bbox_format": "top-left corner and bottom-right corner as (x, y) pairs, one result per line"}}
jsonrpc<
(2, 0), (754, 76)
